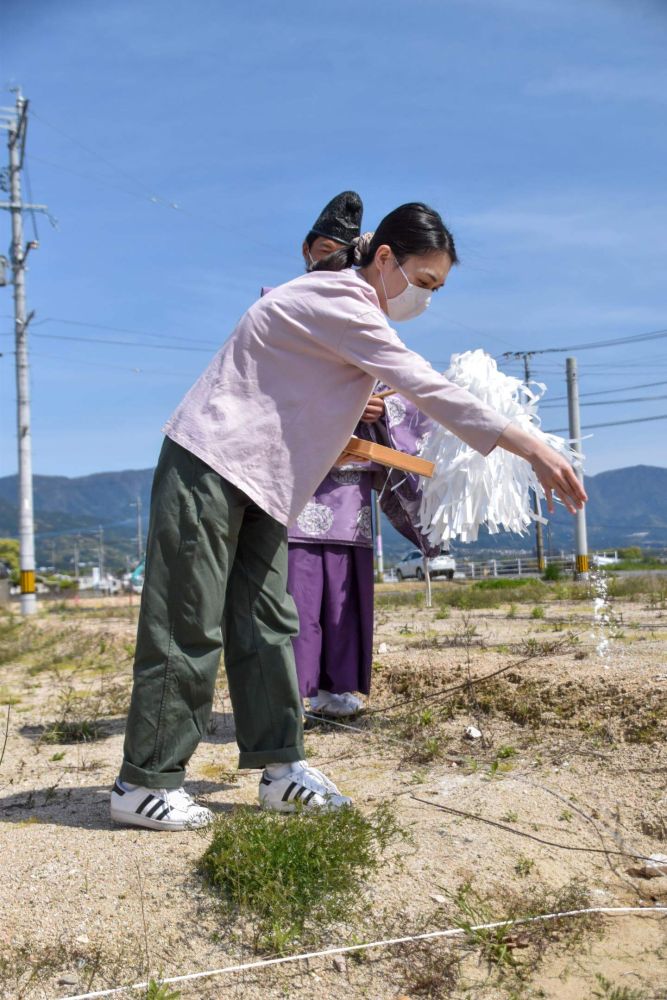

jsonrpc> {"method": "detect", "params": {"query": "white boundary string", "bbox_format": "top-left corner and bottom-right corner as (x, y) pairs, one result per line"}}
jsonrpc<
(61, 906), (666, 999)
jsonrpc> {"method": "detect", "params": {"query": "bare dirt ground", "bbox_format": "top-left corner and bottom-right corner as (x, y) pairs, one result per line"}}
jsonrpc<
(1, 579), (666, 999)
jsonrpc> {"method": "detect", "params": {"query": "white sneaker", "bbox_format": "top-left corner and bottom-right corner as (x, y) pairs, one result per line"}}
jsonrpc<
(309, 690), (364, 718)
(110, 779), (213, 831)
(258, 761), (352, 813)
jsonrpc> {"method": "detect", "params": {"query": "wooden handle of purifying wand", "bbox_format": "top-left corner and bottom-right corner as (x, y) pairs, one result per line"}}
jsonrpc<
(341, 436), (434, 478)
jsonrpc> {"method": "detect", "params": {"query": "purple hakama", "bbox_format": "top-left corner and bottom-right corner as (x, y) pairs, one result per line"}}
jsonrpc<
(287, 458), (376, 698)
(288, 543), (374, 698)
(287, 392), (435, 700)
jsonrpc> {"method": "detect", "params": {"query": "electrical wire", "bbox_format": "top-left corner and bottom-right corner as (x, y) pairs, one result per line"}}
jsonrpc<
(0, 331), (216, 354)
(541, 393), (667, 410)
(1, 314), (223, 351)
(540, 379), (667, 403)
(544, 413), (667, 433)
(28, 107), (299, 263)
(29, 108), (176, 204)
(31, 316), (221, 349)
(501, 327), (667, 357)
(26, 152), (174, 208)
(28, 350), (199, 378)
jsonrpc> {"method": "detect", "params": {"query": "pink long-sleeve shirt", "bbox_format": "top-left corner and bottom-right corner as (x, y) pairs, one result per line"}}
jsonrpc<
(164, 268), (510, 526)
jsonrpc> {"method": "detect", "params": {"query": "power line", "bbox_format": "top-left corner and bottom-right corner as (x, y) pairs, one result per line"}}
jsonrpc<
(0, 330), (216, 353)
(27, 350), (199, 378)
(28, 106), (300, 264)
(542, 379), (667, 403)
(32, 315), (221, 349)
(502, 358), (667, 372)
(1, 313), (223, 349)
(545, 413), (667, 433)
(29, 107), (176, 204)
(26, 152), (171, 207)
(501, 326), (667, 359)
(541, 393), (667, 410)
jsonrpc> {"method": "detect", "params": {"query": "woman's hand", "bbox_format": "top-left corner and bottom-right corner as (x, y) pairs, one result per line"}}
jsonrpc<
(360, 395), (385, 424)
(497, 424), (588, 515)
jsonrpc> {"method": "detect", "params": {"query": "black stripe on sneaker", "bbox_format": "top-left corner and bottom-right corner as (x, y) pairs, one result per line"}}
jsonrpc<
(293, 786), (306, 801)
(281, 781), (297, 803)
(145, 798), (166, 818)
(136, 794), (156, 815)
(156, 806), (171, 821)
(303, 790), (316, 805)
(113, 781), (126, 796)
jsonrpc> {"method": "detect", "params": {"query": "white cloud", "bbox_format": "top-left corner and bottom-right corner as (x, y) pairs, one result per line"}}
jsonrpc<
(527, 66), (667, 105)
(461, 207), (624, 250)
(458, 197), (667, 257)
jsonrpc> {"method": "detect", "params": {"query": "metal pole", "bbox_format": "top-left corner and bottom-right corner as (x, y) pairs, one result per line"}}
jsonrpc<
(8, 91), (36, 614)
(522, 354), (545, 572)
(135, 494), (143, 561)
(566, 357), (589, 579)
(98, 526), (105, 583)
(374, 492), (384, 582)
(423, 557), (432, 608)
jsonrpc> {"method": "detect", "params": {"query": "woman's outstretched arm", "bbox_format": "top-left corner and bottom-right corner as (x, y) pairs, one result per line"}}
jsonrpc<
(496, 423), (587, 514)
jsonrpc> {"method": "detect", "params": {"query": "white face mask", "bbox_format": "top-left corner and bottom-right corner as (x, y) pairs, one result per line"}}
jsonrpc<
(379, 258), (432, 322)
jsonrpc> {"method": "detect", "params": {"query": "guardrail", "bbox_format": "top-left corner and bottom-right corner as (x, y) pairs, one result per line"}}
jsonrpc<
(458, 553), (576, 580)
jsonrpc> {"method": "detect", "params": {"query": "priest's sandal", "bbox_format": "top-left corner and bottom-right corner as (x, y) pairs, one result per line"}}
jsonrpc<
(309, 690), (364, 718)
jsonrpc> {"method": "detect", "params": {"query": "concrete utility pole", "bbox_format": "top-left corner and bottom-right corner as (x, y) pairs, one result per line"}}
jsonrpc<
(503, 351), (545, 571)
(0, 90), (49, 614)
(73, 536), (80, 579)
(521, 354), (545, 571)
(566, 357), (589, 579)
(132, 494), (143, 562)
(98, 526), (105, 583)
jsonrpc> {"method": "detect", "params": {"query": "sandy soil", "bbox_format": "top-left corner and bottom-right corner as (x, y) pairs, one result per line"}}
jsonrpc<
(0, 584), (666, 999)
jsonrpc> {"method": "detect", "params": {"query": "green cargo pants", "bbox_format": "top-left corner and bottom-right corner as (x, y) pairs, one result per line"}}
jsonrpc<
(120, 438), (304, 789)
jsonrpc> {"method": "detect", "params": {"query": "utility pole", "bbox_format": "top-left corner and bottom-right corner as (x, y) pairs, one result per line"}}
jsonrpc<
(0, 90), (49, 615)
(131, 494), (143, 562)
(73, 536), (80, 579)
(98, 526), (105, 583)
(566, 357), (589, 579)
(503, 351), (545, 571)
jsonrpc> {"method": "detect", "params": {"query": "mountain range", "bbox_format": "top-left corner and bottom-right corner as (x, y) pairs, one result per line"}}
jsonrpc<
(0, 464), (665, 572)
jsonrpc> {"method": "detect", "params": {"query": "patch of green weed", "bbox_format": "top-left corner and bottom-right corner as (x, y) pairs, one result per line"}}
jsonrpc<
(144, 981), (181, 1000)
(40, 719), (105, 744)
(199, 803), (407, 952)
(593, 973), (648, 1000)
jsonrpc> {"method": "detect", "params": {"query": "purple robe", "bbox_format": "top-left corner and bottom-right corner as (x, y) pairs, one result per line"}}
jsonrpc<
(287, 463), (374, 548)
(288, 543), (374, 697)
(288, 398), (435, 698)
(287, 424), (376, 697)
(359, 389), (441, 558)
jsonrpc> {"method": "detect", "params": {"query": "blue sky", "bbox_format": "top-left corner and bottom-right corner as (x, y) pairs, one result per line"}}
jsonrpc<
(1, 0), (666, 479)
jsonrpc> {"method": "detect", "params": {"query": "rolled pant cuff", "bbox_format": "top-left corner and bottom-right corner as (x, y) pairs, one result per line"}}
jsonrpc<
(120, 760), (185, 790)
(238, 744), (304, 770)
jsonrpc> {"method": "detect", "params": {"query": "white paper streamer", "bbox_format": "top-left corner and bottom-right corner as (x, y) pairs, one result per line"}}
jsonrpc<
(419, 349), (579, 545)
